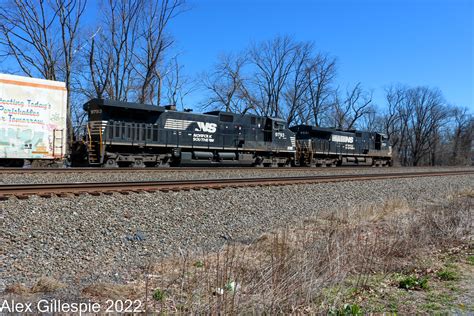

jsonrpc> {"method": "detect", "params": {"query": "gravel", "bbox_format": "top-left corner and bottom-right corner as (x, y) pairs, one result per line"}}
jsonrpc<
(0, 166), (471, 184)
(0, 173), (472, 297)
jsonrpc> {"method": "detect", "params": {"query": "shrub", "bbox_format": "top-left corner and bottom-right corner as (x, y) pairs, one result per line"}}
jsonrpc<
(467, 256), (474, 265)
(193, 260), (204, 268)
(436, 268), (458, 281)
(398, 275), (429, 290)
(152, 288), (165, 302)
(329, 303), (363, 315)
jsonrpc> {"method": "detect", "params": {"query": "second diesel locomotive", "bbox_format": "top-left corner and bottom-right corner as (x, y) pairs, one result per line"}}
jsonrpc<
(73, 98), (392, 167)
(291, 125), (392, 167)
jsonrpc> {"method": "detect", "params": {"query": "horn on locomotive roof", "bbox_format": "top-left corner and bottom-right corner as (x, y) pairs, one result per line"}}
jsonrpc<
(164, 104), (176, 111)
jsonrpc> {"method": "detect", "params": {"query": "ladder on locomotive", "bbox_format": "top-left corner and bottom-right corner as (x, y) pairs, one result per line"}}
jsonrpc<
(296, 139), (313, 165)
(86, 123), (103, 165)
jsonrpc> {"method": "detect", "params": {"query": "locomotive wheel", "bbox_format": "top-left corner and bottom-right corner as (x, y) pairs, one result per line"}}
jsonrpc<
(254, 156), (264, 167)
(158, 161), (170, 168)
(104, 159), (118, 168)
(131, 160), (145, 168)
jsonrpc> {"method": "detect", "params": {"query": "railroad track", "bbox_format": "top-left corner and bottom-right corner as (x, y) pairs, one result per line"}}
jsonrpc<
(0, 166), (378, 174)
(0, 170), (471, 200)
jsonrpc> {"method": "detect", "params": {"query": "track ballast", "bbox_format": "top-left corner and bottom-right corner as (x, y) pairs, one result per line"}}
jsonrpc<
(0, 170), (471, 200)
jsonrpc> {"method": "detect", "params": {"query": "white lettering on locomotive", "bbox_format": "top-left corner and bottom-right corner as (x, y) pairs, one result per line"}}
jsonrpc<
(195, 122), (217, 133)
(274, 132), (286, 139)
(331, 135), (354, 143)
(193, 133), (215, 142)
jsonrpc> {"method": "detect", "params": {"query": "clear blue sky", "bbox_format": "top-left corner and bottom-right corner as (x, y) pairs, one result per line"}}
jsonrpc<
(168, 0), (473, 110)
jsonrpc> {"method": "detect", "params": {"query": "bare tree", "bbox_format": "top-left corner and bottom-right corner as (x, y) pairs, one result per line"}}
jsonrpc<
(450, 106), (472, 165)
(85, 0), (185, 104)
(136, 0), (186, 104)
(201, 53), (250, 113)
(381, 85), (405, 148)
(163, 56), (196, 109)
(86, 30), (113, 99)
(202, 36), (337, 125)
(0, 0), (58, 79)
(282, 42), (312, 125)
(0, 0), (87, 144)
(56, 0), (87, 142)
(249, 35), (299, 117)
(93, 0), (143, 101)
(404, 87), (449, 166)
(331, 83), (373, 129)
(304, 53), (336, 126)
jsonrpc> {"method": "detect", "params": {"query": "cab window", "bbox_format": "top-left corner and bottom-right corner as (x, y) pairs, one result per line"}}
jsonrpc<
(220, 114), (234, 123)
(274, 122), (285, 131)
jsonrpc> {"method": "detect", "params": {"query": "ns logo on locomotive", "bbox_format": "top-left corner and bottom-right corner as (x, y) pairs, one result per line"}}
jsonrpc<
(0, 74), (392, 168)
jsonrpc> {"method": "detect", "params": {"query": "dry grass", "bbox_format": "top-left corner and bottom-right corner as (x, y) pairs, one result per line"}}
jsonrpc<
(81, 194), (473, 313)
(30, 277), (65, 293)
(6, 277), (65, 294)
(4, 283), (30, 295)
(82, 283), (142, 300)
(455, 188), (474, 198)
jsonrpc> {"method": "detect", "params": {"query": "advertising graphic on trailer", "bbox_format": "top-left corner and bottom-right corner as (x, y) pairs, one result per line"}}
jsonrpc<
(0, 73), (67, 159)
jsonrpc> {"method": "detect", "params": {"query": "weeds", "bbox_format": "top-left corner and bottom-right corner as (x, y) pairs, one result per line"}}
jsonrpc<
(82, 283), (140, 299)
(436, 267), (458, 281)
(193, 260), (204, 268)
(80, 194), (472, 313)
(4, 283), (30, 295)
(6, 277), (66, 294)
(30, 277), (65, 293)
(398, 275), (429, 290)
(152, 288), (165, 301)
(329, 303), (363, 315)
(467, 255), (474, 265)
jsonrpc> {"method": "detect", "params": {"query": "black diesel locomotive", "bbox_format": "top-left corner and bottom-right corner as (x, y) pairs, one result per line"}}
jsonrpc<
(77, 99), (296, 167)
(290, 125), (392, 167)
(74, 98), (392, 167)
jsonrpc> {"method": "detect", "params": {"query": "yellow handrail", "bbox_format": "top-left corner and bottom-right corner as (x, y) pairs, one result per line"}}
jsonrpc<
(99, 124), (103, 162)
(86, 123), (92, 151)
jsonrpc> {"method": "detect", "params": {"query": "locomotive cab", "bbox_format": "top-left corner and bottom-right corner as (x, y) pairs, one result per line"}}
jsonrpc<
(375, 133), (390, 151)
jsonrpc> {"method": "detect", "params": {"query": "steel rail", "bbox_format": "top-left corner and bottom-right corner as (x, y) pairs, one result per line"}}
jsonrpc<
(0, 165), (457, 174)
(0, 166), (368, 173)
(0, 170), (472, 199)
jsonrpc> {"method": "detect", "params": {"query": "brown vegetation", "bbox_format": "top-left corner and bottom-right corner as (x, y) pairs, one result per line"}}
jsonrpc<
(6, 277), (65, 295)
(82, 283), (141, 300)
(80, 193), (472, 313)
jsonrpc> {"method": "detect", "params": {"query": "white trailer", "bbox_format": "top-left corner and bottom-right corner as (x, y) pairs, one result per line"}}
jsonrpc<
(0, 74), (67, 165)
